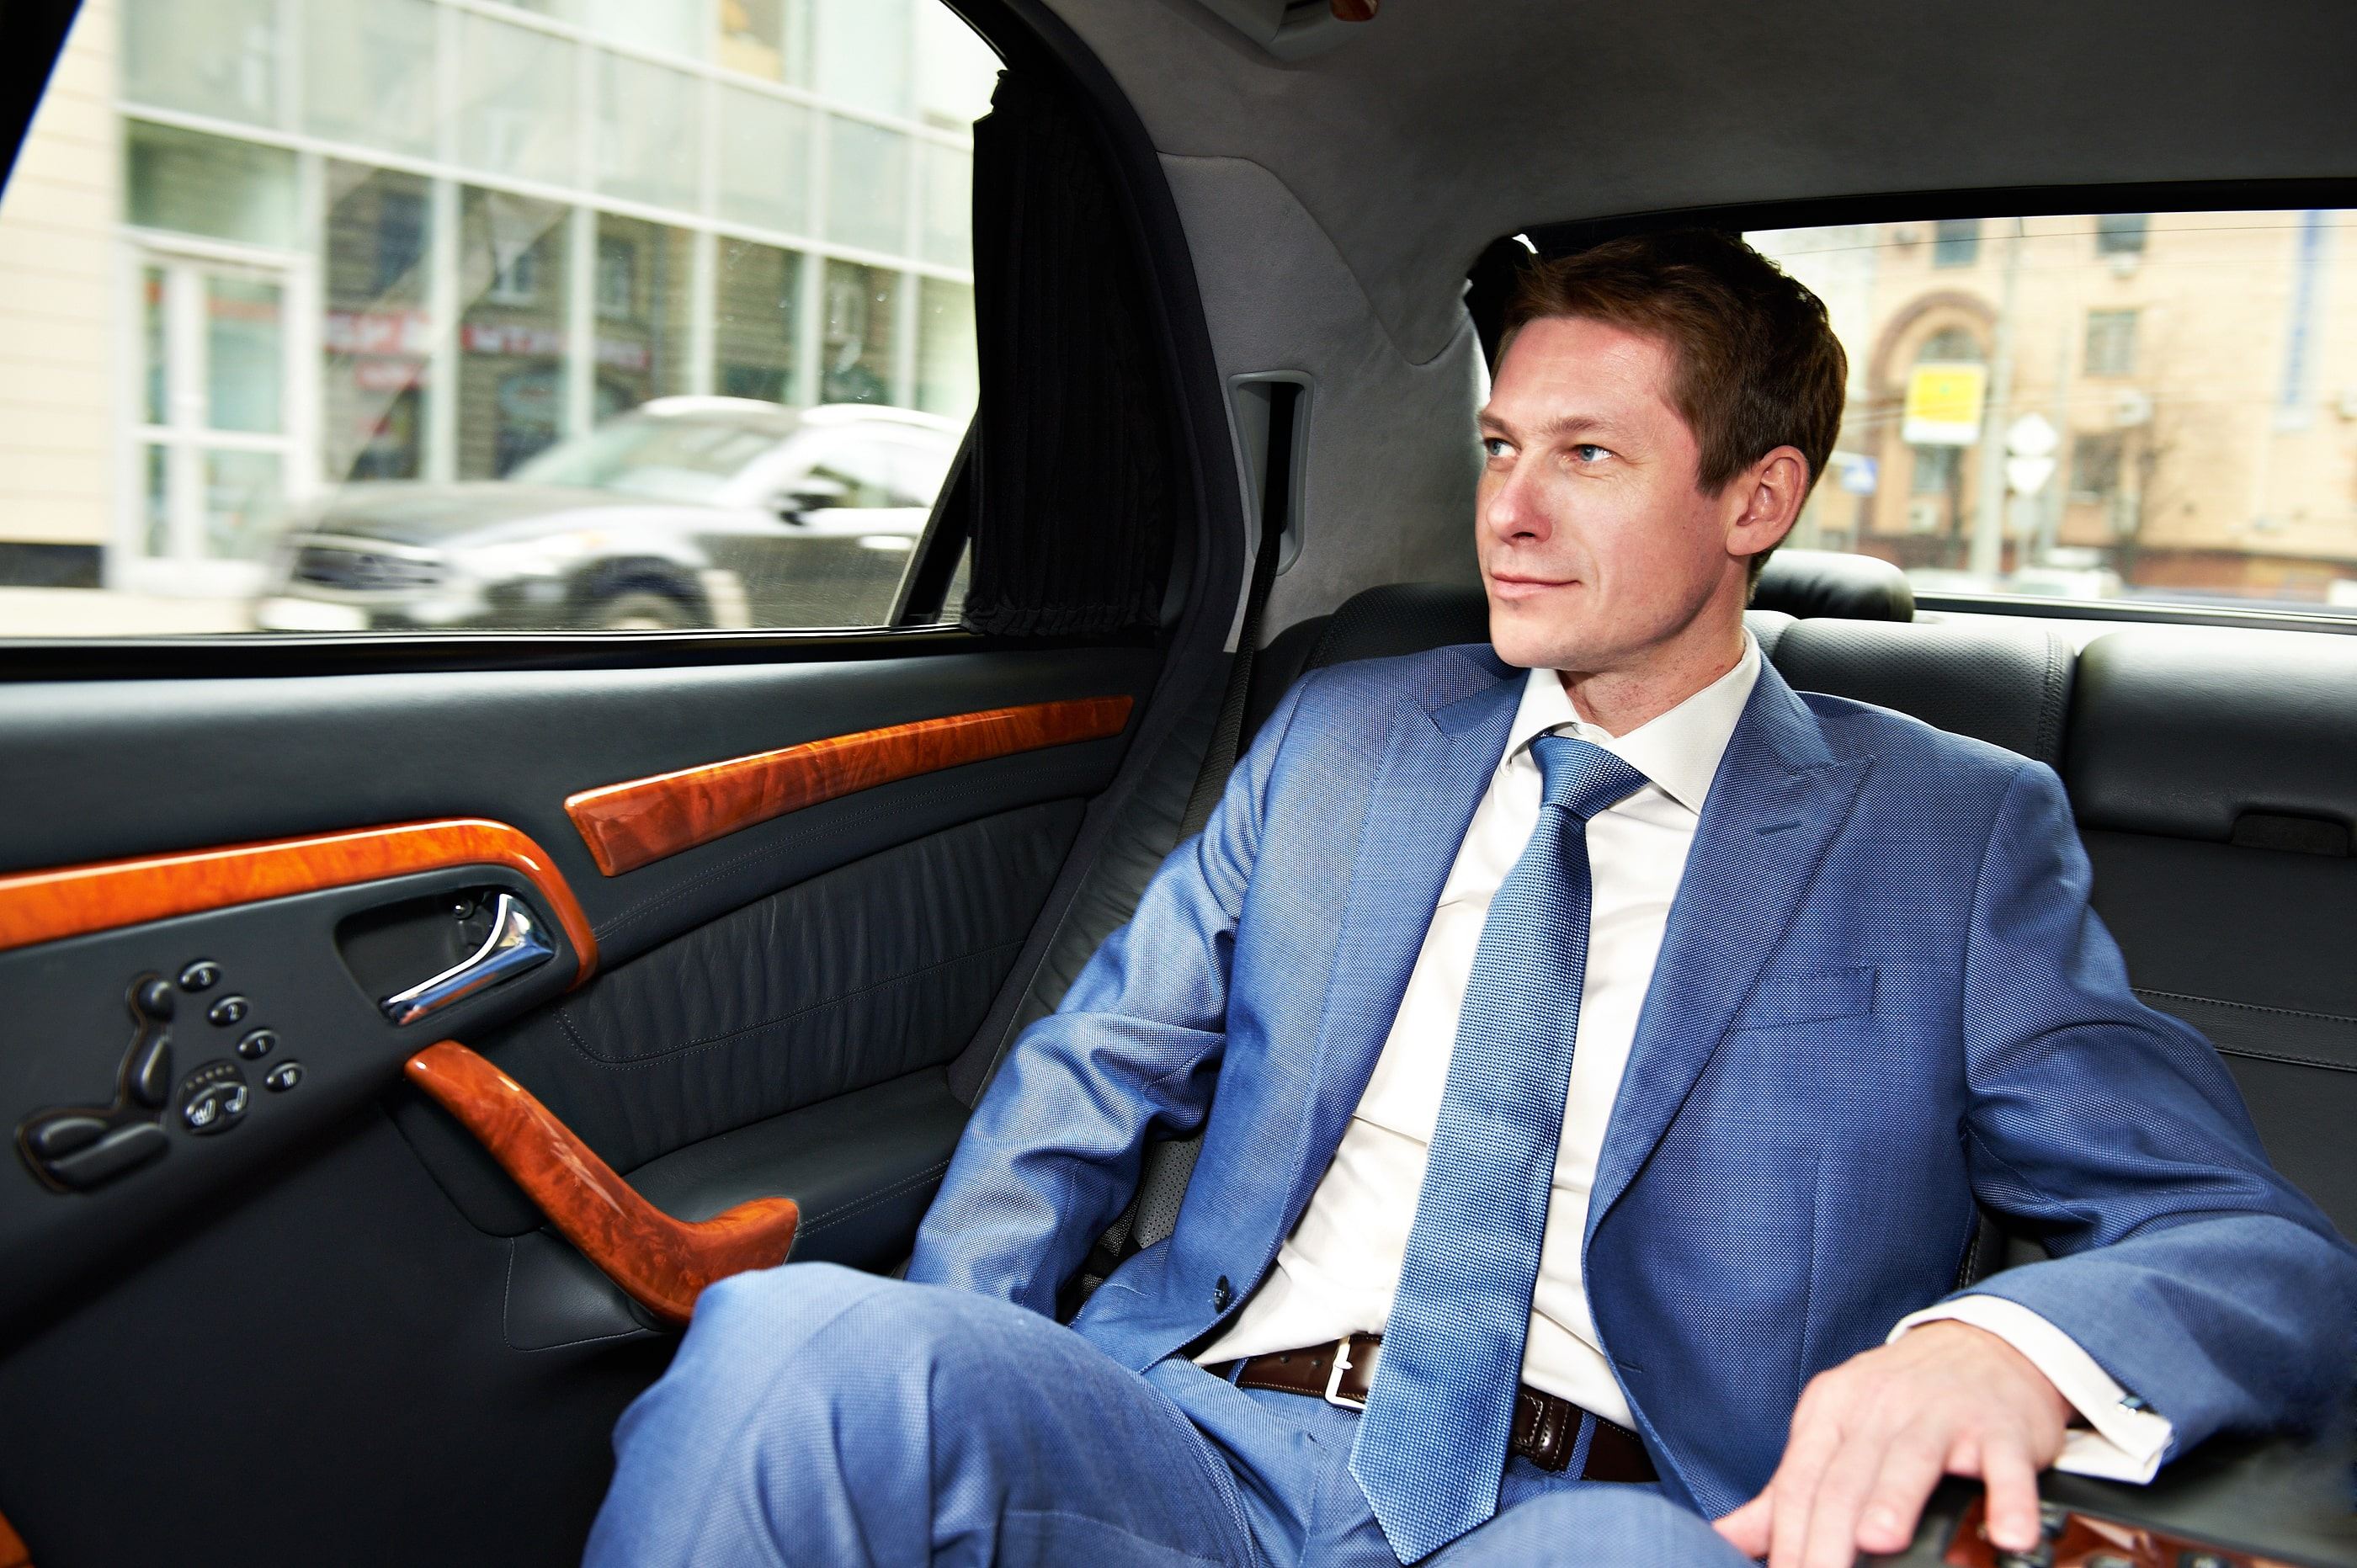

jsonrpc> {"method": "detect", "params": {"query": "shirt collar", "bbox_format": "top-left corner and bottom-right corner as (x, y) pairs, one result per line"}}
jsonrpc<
(1503, 630), (1763, 816)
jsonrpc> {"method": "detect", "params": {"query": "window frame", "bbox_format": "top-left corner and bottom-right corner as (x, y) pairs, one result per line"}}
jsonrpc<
(0, 0), (1245, 678)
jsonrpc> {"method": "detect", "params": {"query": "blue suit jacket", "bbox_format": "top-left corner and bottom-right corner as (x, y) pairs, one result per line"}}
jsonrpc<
(908, 645), (2357, 1518)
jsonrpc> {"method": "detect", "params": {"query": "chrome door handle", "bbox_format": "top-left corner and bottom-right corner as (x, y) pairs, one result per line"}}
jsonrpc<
(380, 891), (555, 1024)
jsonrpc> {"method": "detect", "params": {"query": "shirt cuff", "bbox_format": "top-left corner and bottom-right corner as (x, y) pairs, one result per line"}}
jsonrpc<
(1889, 1295), (2173, 1484)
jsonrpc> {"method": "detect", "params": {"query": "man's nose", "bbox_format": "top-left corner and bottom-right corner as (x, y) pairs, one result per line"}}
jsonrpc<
(1480, 461), (1551, 545)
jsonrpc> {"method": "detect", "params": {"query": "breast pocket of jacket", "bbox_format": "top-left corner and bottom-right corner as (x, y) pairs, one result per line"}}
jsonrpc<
(1727, 965), (1878, 1033)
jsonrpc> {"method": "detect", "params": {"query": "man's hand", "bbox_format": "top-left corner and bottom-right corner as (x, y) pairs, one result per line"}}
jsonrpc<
(1711, 1320), (2072, 1568)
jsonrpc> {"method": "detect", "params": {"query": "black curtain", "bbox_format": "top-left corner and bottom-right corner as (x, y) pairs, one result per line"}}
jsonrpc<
(956, 68), (1176, 639)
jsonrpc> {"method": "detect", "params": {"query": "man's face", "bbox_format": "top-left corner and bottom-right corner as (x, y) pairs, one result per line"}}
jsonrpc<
(1476, 315), (1745, 674)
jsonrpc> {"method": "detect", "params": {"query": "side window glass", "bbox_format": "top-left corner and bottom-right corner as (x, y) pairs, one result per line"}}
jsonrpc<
(1748, 212), (2357, 617)
(0, 0), (999, 636)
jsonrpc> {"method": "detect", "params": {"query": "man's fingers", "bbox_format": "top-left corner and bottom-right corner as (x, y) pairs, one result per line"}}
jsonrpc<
(1796, 1420), (1894, 1568)
(1767, 1395), (1849, 1568)
(1852, 1426), (1949, 1555)
(1977, 1433), (2046, 1553)
(1712, 1492), (1773, 1557)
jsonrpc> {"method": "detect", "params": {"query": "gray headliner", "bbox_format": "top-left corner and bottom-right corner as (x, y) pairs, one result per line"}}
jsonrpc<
(1043, 1), (2357, 632)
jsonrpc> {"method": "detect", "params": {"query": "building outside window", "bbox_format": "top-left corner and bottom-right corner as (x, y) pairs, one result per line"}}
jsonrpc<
(0, 0), (998, 614)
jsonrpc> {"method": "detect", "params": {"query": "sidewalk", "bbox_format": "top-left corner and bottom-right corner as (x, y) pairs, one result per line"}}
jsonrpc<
(0, 587), (253, 638)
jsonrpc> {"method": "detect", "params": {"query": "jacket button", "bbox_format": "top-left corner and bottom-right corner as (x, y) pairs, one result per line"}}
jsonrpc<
(1212, 1275), (1232, 1311)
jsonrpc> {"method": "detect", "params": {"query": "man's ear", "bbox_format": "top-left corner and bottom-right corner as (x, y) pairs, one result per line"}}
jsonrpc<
(1726, 445), (1809, 566)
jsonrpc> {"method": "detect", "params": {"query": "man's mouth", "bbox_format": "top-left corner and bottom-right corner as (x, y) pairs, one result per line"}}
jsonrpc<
(1487, 571), (1578, 602)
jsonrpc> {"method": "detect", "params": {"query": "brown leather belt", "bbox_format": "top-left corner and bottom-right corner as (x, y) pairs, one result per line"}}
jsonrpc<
(1220, 1334), (1656, 1482)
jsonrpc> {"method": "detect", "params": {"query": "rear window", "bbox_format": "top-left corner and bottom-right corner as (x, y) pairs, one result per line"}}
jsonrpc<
(1748, 211), (2357, 618)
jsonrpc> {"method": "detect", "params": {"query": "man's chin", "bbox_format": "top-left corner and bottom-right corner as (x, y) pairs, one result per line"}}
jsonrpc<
(1486, 604), (1590, 672)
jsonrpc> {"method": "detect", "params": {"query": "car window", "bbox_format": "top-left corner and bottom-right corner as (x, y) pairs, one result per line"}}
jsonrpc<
(0, 0), (999, 636)
(1748, 211), (2357, 617)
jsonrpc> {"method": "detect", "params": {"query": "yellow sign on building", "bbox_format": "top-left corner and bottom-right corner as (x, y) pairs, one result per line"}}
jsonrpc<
(1902, 362), (1987, 446)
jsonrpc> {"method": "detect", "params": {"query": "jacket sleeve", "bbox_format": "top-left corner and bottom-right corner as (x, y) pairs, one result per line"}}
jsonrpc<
(1950, 757), (2357, 1455)
(902, 677), (1311, 1316)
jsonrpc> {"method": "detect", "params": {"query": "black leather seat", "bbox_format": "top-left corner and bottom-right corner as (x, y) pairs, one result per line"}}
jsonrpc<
(2065, 629), (2357, 1234)
(1246, 577), (2069, 767)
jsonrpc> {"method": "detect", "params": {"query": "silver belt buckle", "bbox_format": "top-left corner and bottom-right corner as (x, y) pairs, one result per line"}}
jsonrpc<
(1323, 1335), (1368, 1411)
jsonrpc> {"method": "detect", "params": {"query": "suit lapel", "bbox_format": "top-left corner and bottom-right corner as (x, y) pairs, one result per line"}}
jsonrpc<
(1278, 663), (1522, 1222)
(1586, 666), (1871, 1236)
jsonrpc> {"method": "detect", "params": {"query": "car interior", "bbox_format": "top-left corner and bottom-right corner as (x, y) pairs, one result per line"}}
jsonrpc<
(1, 1), (2353, 1565)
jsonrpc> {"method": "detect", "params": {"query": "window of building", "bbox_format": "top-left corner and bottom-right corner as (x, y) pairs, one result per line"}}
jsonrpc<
(1, 0), (995, 635)
(2084, 309), (2138, 376)
(1909, 444), (1961, 497)
(2096, 213), (2149, 256)
(2069, 433), (2123, 502)
(1931, 218), (1981, 267)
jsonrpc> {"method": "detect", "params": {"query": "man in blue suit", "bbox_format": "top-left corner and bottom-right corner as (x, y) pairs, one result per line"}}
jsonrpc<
(588, 231), (2354, 1568)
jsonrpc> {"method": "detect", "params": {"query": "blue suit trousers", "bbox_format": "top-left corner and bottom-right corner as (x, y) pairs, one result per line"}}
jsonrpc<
(586, 1262), (1749, 1566)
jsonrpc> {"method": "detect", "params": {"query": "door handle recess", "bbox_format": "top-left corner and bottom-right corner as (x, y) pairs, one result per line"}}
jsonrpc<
(380, 891), (553, 1024)
(404, 1040), (801, 1326)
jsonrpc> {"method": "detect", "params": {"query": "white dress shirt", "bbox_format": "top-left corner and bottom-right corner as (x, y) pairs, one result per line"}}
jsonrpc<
(1198, 633), (2169, 1481)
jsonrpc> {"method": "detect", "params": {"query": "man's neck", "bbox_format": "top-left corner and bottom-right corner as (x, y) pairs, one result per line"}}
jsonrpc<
(1555, 622), (1748, 737)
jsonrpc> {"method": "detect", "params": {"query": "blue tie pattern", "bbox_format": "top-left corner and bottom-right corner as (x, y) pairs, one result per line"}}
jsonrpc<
(1349, 731), (1652, 1562)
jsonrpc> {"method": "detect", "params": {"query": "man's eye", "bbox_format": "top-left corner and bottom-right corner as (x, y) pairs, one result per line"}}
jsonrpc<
(1482, 437), (1512, 459)
(1572, 444), (1611, 463)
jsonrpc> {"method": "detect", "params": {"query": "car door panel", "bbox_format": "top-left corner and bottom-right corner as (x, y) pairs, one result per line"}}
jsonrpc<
(0, 639), (1163, 1565)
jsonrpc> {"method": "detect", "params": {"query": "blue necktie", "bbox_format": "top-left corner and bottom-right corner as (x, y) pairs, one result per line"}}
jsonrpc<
(1349, 731), (1652, 1563)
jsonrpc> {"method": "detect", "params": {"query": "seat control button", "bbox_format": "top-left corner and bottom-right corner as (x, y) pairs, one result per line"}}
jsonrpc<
(45, 1121), (168, 1189)
(206, 995), (250, 1028)
(178, 1061), (250, 1136)
(237, 1029), (278, 1060)
(263, 1061), (303, 1092)
(134, 977), (176, 1020)
(178, 960), (222, 992)
(26, 1114), (110, 1160)
(126, 1029), (173, 1109)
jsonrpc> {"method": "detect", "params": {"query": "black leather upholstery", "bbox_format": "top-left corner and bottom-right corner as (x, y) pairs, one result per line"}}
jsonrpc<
(2067, 629), (2357, 842)
(2065, 628), (2357, 1236)
(1753, 547), (1916, 622)
(1771, 617), (2075, 766)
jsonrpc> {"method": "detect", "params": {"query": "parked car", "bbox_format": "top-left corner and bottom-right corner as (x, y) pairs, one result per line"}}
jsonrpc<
(252, 400), (958, 632)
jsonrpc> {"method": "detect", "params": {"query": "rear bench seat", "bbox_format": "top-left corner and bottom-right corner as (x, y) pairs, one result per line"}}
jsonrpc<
(1233, 578), (2355, 1244)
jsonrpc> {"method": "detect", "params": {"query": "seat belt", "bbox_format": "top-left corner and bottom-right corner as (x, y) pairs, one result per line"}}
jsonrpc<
(1073, 406), (1295, 1302)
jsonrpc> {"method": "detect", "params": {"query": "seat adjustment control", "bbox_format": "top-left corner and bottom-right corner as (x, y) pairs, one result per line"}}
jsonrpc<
(178, 1061), (250, 1135)
(178, 959), (222, 992)
(44, 1122), (169, 1189)
(206, 995), (250, 1028)
(263, 1060), (303, 1093)
(237, 1029), (278, 1060)
(126, 1028), (173, 1110)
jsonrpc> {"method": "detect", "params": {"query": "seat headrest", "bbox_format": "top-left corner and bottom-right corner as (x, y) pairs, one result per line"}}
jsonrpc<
(2067, 629), (2357, 843)
(1764, 617), (2074, 765)
(1753, 550), (1914, 623)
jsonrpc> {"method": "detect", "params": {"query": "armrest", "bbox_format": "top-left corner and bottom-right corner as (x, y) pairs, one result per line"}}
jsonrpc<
(1868, 1428), (2357, 1568)
(404, 1040), (800, 1326)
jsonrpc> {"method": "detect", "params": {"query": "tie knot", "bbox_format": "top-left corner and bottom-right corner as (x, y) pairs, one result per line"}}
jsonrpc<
(1528, 732), (1650, 820)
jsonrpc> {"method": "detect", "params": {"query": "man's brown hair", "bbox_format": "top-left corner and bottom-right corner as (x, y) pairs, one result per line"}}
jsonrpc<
(1499, 230), (1847, 582)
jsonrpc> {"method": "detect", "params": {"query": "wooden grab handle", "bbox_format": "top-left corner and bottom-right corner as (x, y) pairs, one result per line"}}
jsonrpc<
(404, 1041), (798, 1326)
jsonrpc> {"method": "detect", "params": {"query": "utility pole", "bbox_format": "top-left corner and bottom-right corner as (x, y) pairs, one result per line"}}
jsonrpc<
(1970, 219), (2024, 579)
